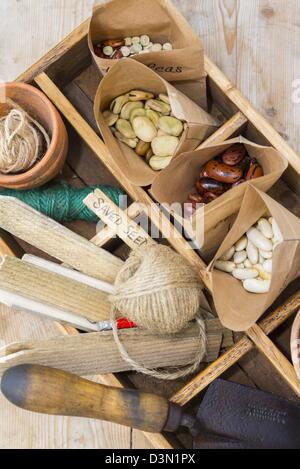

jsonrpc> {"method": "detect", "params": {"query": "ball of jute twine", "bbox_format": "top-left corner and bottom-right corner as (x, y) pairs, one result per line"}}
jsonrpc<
(0, 98), (50, 175)
(110, 244), (207, 380)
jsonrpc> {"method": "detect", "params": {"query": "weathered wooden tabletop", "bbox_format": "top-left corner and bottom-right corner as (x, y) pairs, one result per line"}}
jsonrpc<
(0, 0), (299, 449)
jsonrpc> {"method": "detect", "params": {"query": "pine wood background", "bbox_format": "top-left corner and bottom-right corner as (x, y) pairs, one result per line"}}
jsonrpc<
(0, 0), (299, 449)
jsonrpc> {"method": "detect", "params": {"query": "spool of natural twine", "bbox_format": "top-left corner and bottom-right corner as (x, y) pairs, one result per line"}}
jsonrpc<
(0, 99), (50, 175)
(110, 244), (207, 380)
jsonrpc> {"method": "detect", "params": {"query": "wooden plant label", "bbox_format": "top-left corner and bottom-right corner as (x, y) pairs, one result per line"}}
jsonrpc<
(84, 189), (156, 251)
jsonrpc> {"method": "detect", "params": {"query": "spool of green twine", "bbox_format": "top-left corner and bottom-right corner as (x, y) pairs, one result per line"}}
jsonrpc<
(0, 182), (126, 223)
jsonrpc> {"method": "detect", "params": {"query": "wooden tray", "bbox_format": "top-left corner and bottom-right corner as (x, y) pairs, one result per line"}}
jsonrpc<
(1, 18), (300, 449)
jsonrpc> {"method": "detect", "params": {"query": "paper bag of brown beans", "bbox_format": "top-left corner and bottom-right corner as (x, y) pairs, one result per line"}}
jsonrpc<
(94, 59), (218, 187)
(207, 185), (300, 331)
(151, 137), (288, 254)
(88, 0), (207, 108)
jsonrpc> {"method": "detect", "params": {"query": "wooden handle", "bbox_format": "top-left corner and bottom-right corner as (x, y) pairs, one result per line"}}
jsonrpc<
(1, 365), (182, 433)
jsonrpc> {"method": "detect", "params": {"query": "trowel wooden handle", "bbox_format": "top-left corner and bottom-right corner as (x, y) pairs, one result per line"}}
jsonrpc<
(1, 365), (182, 433)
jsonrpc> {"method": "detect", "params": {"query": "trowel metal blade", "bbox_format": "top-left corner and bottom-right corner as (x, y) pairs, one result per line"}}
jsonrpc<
(194, 379), (300, 449)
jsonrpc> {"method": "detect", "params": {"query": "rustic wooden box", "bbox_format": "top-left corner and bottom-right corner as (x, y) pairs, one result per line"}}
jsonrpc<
(1, 18), (300, 449)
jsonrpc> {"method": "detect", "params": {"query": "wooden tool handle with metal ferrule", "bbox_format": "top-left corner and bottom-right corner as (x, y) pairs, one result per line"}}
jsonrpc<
(1, 365), (182, 433)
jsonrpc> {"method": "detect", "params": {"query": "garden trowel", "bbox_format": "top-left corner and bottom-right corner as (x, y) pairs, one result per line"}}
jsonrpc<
(1, 365), (300, 449)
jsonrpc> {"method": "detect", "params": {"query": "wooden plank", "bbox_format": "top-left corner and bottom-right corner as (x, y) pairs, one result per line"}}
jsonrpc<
(237, 1), (300, 169)
(0, 230), (23, 258)
(171, 289), (300, 405)
(0, 319), (228, 377)
(246, 324), (300, 397)
(15, 16), (91, 84)
(0, 197), (123, 284)
(0, 256), (111, 325)
(196, 111), (247, 149)
(173, 0), (238, 83)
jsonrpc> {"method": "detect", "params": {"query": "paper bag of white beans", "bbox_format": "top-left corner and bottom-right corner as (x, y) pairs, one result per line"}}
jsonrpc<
(88, 0), (207, 108)
(94, 59), (218, 187)
(208, 185), (300, 331)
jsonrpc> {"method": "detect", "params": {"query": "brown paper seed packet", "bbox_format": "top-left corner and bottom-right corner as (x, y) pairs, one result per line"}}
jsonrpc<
(94, 59), (218, 187)
(208, 185), (300, 331)
(151, 136), (288, 250)
(88, 0), (207, 107)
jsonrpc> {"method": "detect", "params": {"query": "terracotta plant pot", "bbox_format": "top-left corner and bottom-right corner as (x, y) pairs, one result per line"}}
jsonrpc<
(0, 82), (68, 190)
(291, 310), (300, 380)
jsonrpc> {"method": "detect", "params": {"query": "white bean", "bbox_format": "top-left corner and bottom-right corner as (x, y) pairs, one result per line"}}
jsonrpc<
(243, 279), (271, 294)
(234, 250), (247, 264)
(246, 240), (259, 265)
(103, 46), (113, 56)
(120, 46), (131, 57)
(140, 35), (150, 47)
(263, 259), (272, 274)
(259, 249), (273, 259)
(253, 264), (271, 281)
(237, 263), (245, 269)
(272, 218), (283, 244)
(244, 259), (253, 268)
(257, 218), (273, 239)
(233, 269), (259, 280)
(220, 247), (235, 262)
(215, 260), (236, 273)
(235, 236), (247, 252)
(259, 254), (265, 265)
(247, 228), (273, 251)
(131, 36), (141, 44)
(151, 43), (163, 52)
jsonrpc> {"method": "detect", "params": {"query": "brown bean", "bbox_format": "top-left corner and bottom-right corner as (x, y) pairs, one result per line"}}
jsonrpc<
(196, 177), (228, 195)
(199, 167), (209, 178)
(102, 38), (125, 48)
(136, 140), (151, 157)
(112, 49), (124, 60)
(232, 179), (246, 187)
(246, 161), (264, 180)
(221, 143), (246, 166)
(94, 45), (106, 58)
(187, 193), (205, 208)
(205, 160), (243, 183)
(202, 191), (219, 204)
(238, 155), (252, 176)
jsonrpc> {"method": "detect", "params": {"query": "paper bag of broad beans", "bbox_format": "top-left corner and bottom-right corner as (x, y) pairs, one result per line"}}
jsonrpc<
(88, 0), (207, 108)
(151, 136), (288, 252)
(94, 59), (218, 187)
(208, 185), (300, 332)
